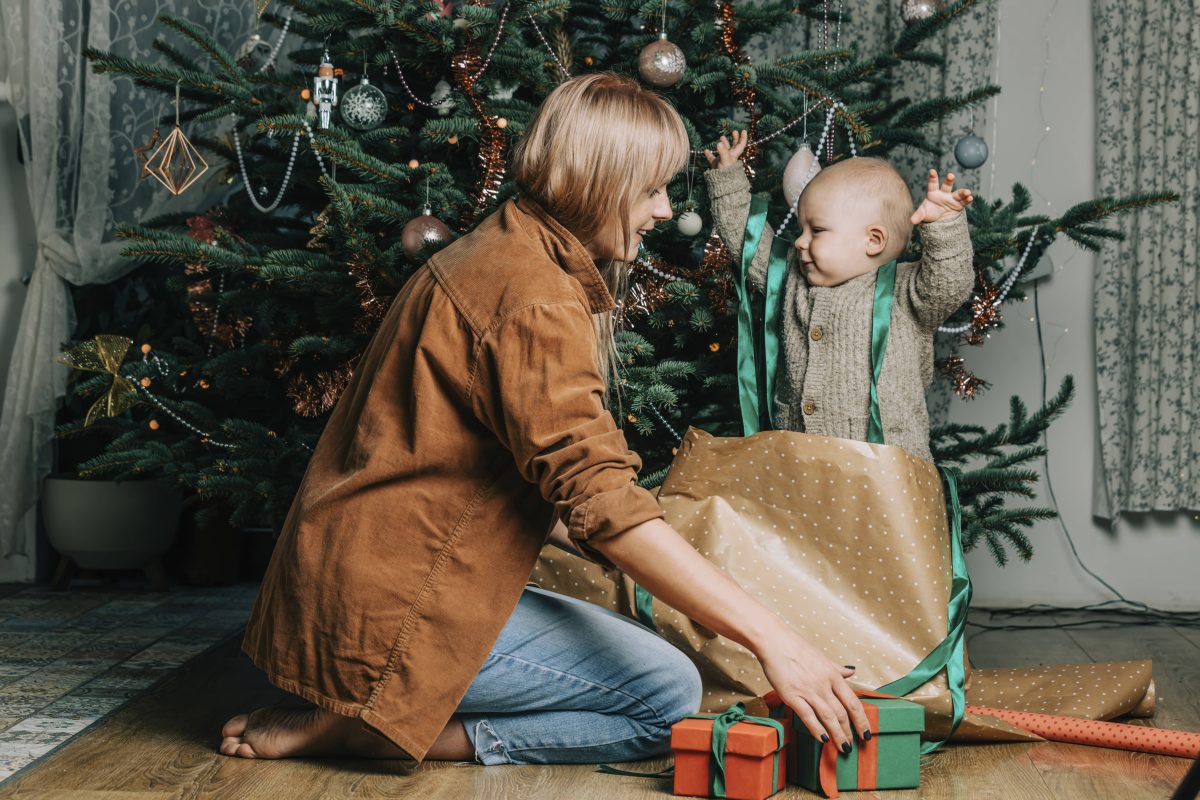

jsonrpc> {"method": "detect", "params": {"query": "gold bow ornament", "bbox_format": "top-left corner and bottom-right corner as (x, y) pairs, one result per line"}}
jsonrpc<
(54, 335), (140, 427)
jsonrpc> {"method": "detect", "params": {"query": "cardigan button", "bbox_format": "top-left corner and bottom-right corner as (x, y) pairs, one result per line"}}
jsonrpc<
(803, 400), (817, 415)
(810, 326), (823, 342)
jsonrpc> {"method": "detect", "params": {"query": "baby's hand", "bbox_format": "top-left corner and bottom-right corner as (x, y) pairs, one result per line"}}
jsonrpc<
(910, 169), (974, 225)
(703, 130), (748, 169)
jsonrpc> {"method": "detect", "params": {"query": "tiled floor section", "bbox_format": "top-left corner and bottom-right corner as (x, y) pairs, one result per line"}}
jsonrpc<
(0, 582), (258, 781)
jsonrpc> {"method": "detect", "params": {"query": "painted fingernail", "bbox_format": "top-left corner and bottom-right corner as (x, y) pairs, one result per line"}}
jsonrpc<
(843, 664), (856, 670)
(841, 742), (852, 754)
(820, 734), (829, 743)
(863, 729), (873, 741)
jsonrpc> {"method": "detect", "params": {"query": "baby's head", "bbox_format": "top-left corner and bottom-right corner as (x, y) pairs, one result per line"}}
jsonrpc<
(793, 157), (913, 287)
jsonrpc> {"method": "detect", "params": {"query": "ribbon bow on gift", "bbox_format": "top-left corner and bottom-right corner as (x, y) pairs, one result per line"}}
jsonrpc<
(53, 335), (139, 427)
(689, 702), (787, 799)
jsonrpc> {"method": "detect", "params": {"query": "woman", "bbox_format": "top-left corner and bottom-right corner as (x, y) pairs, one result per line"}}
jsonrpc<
(220, 73), (868, 766)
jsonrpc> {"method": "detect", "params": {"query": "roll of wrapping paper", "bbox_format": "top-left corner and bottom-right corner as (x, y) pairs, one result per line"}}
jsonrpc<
(967, 705), (1200, 758)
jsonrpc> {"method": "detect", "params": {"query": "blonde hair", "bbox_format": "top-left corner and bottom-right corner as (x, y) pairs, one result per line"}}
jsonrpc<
(806, 157), (914, 261)
(512, 72), (690, 396)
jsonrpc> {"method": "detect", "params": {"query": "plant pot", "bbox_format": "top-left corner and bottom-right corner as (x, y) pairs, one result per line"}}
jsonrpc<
(41, 476), (182, 571)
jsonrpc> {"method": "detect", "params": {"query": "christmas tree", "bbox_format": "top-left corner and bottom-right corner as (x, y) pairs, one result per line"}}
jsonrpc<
(64, 0), (1170, 560)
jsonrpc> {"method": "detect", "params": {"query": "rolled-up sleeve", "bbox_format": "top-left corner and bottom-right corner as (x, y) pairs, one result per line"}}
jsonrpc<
(471, 301), (664, 555)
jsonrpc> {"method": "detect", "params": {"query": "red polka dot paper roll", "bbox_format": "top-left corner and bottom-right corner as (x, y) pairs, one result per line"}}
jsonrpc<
(966, 704), (1200, 758)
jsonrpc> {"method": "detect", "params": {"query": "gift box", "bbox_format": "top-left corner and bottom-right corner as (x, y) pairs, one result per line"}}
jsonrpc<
(789, 696), (924, 797)
(672, 703), (789, 800)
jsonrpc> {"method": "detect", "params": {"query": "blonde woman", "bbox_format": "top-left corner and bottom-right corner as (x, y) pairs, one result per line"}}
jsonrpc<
(220, 73), (869, 766)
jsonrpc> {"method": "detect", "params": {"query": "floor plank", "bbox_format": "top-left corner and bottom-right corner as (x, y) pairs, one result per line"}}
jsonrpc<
(1, 615), (1195, 799)
(1173, 625), (1200, 652)
(966, 611), (1092, 669)
(1062, 624), (1200, 731)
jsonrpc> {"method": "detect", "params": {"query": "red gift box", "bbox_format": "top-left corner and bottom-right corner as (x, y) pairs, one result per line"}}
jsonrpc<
(671, 703), (789, 800)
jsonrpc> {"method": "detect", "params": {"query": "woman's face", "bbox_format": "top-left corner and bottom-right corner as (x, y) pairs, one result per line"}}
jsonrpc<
(586, 183), (674, 262)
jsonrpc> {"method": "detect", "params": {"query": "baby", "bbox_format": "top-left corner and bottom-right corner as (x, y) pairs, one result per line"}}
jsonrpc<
(703, 130), (975, 463)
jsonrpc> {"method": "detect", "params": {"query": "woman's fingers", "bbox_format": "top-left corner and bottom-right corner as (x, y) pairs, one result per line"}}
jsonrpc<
(940, 172), (956, 193)
(789, 696), (832, 745)
(926, 168), (940, 194)
(831, 678), (872, 741)
(807, 692), (854, 749)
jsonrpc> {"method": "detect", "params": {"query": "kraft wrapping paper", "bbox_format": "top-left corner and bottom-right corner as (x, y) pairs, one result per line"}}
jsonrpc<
(530, 428), (1156, 743)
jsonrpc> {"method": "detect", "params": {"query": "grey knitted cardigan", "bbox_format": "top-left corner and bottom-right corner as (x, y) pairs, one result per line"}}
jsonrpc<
(705, 164), (974, 463)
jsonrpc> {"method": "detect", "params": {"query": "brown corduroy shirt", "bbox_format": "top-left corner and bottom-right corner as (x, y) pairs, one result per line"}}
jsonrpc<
(241, 197), (665, 761)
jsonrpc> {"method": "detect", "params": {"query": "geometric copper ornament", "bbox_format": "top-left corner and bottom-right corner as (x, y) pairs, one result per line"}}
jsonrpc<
(142, 82), (208, 195)
(144, 125), (209, 195)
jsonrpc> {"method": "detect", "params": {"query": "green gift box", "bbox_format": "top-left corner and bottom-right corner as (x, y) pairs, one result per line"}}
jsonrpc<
(765, 693), (923, 796)
(794, 697), (923, 795)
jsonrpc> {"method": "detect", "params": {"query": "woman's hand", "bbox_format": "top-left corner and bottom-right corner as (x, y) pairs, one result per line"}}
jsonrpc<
(910, 168), (974, 225)
(754, 626), (868, 748)
(704, 130), (748, 169)
(591, 517), (871, 751)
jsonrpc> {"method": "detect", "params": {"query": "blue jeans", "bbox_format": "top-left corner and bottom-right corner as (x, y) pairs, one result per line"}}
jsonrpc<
(456, 585), (702, 765)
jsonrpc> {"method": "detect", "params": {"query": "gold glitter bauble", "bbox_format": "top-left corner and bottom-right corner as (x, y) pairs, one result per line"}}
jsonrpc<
(638, 36), (686, 88)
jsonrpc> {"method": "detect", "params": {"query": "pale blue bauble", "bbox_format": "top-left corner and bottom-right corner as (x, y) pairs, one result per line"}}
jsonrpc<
(954, 135), (988, 169)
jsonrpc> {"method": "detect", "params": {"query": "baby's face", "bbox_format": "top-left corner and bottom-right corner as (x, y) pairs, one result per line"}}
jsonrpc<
(793, 182), (885, 288)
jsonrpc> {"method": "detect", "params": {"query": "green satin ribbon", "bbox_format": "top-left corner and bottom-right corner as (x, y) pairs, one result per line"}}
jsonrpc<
(734, 193), (790, 435)
(635, 583), (655, 630)
(867, 260), (898, 445)
(873, 467), (971, 753)
(688, 702), (786, 798)
(633, 207), (970, 756)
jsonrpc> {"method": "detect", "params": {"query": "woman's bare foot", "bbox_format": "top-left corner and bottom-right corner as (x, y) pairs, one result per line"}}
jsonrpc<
(219, 703), (407, 759)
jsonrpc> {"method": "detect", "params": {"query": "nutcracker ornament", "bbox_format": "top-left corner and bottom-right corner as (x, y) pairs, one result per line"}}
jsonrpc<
(312, 51), (339, 129)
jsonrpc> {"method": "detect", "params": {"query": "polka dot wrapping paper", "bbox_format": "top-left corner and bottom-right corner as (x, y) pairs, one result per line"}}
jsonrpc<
(531, 427), (1159, 743)
(966, 705), (1200, 758)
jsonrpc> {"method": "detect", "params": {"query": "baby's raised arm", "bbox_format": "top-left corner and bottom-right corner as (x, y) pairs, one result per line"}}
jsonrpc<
(703, 130), (775, 292)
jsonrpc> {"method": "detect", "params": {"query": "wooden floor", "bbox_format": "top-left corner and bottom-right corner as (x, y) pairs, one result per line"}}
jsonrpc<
(0, 610), (1196, 799)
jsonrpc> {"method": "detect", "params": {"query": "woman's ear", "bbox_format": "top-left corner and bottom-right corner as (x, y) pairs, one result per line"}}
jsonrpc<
(865, 224), (888, 257)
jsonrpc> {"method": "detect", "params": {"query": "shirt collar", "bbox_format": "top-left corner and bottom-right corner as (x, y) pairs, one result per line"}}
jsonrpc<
(511, 196), (617, 314)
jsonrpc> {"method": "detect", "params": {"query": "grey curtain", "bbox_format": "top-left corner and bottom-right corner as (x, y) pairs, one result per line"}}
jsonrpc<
(0, 1), (256, 564)
(1092, 0), (1199, 517)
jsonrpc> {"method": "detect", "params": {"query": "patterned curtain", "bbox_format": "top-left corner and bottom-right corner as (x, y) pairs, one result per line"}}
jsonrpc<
(0, 2), (256, 560)
(1092, 1), (1199, 517)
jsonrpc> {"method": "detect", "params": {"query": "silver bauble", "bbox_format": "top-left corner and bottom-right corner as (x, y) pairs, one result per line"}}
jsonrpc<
(401, 210), (452, 260)
(900, 0), (944, 25)
(638, 35), (687, 88)
(677, 210), (703, 236)
(340, 77), (388, 131)
(953, 134), (989, 169)
(781, 144), (822, 209)
(235, 33), (274, 69)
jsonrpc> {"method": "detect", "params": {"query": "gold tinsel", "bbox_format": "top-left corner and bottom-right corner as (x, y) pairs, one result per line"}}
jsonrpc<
(183, 210), (251, 348)
(938, 356), (991, 399)
(455, 5), (508, 229)
(717, 0), (761, 167)
(286, 362), (354, 418)
(966, 278), (1003, 346)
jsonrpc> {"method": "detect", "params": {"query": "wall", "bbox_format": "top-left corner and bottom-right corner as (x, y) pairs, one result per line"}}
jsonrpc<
(952, 0), (1200, 609)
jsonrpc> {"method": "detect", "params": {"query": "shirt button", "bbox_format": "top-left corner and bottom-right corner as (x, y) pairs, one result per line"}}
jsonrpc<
(803, 400), (817, 415)
(810, 326), (824, 342)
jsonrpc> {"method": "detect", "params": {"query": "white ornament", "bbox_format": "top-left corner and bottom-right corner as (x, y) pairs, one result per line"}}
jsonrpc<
(340, 77), (388, 131)
(431, 80), (454, 117)
(782, 144), (821, 209)
(677, 210), (703, 236)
